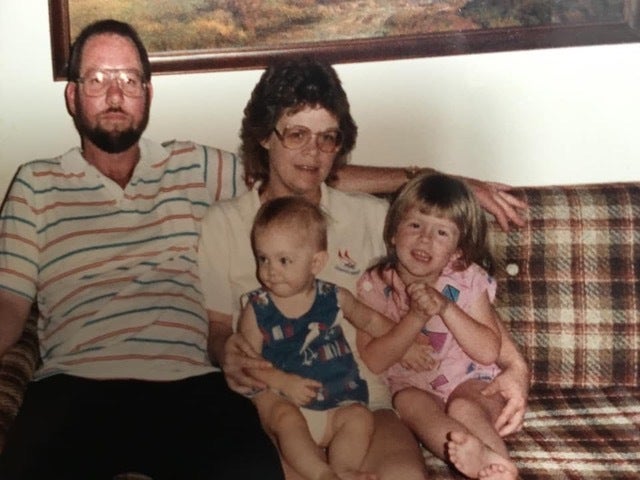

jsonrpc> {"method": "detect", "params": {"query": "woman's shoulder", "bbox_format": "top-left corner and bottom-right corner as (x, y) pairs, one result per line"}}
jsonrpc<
(323, 185), (389, 222)
(325, 186), (389, 209)
(204, 188), (258, 222)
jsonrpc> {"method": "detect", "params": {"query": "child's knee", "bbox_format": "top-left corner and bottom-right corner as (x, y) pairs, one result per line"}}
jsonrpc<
(268, 400), (305, 433)
(447, 395), (485, 421)
(339, 403), (374, 435)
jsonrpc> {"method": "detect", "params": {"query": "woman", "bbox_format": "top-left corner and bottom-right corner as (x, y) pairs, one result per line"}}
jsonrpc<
(199, 58), (528, 479)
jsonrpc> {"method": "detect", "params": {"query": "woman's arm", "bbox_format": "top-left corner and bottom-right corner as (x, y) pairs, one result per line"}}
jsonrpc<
(208, 308), (271, 394)
(482, 312), (531, 436)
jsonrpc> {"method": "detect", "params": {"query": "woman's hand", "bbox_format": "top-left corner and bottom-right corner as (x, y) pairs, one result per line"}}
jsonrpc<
(221, 332), (272, 395)
(482, 362), (530, 436)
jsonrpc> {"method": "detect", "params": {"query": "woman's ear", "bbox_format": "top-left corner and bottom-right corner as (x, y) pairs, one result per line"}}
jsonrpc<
(260, 134), (272, 150)
(311, 250), (329, 275)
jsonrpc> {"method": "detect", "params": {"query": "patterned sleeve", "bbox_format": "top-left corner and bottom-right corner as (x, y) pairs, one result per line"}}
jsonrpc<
(470, 263), (497, 304)
(200, 145), (248, 202)
(356, 270), (387, 315)
(0, 165), (39, 302)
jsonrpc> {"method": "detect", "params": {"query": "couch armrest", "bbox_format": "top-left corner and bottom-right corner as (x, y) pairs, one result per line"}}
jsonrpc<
(0, 310), (40, 452)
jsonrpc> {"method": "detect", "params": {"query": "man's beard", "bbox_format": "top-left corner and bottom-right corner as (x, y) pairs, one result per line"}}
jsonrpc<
(74, 97), (150, 154)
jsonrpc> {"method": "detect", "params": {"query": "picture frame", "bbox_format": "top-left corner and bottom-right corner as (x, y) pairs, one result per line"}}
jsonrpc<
(49, 0), (640, 81)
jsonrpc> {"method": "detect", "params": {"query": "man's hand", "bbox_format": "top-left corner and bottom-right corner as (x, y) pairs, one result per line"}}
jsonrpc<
(463, 178), (527, 231)
(482, 363), (530, 436)
(221, 332), (272, 395)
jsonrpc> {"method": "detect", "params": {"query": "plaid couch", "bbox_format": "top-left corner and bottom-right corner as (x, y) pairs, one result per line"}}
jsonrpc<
(1, 182), (639, 478)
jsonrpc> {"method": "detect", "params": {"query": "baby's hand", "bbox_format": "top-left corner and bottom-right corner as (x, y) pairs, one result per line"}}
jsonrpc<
(400, 342), (438, 372)
(407, 282), (450, 318)
(281, 375), (322, 406)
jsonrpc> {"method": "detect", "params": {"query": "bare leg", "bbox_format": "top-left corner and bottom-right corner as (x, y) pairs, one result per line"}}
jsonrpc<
(394, 386), (459, 460)
(360, 409), (427, 480)
(255, 392), (336, 480)
(446, 380), (517, 479)
(324, 404), (377, 480)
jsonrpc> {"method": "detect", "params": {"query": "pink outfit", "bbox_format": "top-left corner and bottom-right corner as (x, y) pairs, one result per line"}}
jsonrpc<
(357, 263), (500, 402)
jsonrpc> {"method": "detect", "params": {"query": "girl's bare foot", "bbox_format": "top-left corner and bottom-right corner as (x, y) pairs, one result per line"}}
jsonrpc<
(317, 470), (341, 480)
(447, 431), (517, 479)
(479, 463), (516, 479)
(318, 469), (377, 480)
(336, 470), (378, 480)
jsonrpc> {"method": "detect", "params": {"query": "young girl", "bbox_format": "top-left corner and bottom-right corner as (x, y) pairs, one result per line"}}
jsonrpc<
(357, 173), (519, 480)
(238, 196), (416, 480)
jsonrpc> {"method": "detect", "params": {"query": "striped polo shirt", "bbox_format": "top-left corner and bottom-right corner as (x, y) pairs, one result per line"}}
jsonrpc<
(0, 138), (246, 381)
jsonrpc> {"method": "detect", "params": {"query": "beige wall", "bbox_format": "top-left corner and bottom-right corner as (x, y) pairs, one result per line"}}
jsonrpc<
(2, 2), (640, 199)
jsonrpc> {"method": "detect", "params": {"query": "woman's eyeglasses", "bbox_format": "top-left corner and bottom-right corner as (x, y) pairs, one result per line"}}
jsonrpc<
(272, 126), (343, 154)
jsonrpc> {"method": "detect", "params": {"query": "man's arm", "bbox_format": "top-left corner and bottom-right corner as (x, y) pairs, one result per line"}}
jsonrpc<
(0, 290), (32, 358)
(331, 165), (434, 195)
(332, 164), (527, 231)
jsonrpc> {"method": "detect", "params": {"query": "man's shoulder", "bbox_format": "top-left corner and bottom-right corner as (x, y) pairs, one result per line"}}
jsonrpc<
(161, 139), (236, 160)
(16, 148), (78, 180)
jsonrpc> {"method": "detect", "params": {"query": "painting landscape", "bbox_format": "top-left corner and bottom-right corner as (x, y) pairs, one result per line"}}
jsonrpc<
(68, 0), (627, 54)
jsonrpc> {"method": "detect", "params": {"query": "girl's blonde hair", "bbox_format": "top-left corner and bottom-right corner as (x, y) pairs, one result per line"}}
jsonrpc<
(381, 173), (493, 274)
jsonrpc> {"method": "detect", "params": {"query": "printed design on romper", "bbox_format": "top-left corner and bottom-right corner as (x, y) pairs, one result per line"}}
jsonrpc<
(421, 284), (460, 352)
(299, 320), (351, 367)
(335, 249), (360, 275)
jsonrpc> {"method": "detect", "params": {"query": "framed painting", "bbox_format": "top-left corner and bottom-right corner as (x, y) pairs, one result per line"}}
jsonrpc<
(49, 0), (640, 80)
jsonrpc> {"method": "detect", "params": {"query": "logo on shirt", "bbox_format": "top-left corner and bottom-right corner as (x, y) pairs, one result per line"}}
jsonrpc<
(334, 249), (360, 275)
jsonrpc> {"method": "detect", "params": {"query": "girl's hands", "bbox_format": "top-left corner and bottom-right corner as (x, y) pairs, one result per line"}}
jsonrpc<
(407, 282), (450, 318)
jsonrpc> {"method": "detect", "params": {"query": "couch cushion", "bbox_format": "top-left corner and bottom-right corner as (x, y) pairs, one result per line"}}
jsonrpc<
(423, 386), (640, 479)
(488, 183), (640, 389)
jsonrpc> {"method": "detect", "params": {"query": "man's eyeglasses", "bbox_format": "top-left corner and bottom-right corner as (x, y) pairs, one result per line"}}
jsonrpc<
(76, 69), (147, 98)
(272, 126), (343, 154)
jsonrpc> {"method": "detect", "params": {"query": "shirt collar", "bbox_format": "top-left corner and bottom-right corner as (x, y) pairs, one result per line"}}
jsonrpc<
(59, 137), (159, 177)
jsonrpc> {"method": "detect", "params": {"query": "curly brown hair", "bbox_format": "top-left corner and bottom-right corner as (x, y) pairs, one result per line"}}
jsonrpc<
(240, 57), (357, 185)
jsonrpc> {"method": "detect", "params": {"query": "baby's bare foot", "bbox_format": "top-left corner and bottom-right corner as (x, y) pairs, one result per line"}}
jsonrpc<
(447, 431), (517, 479)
